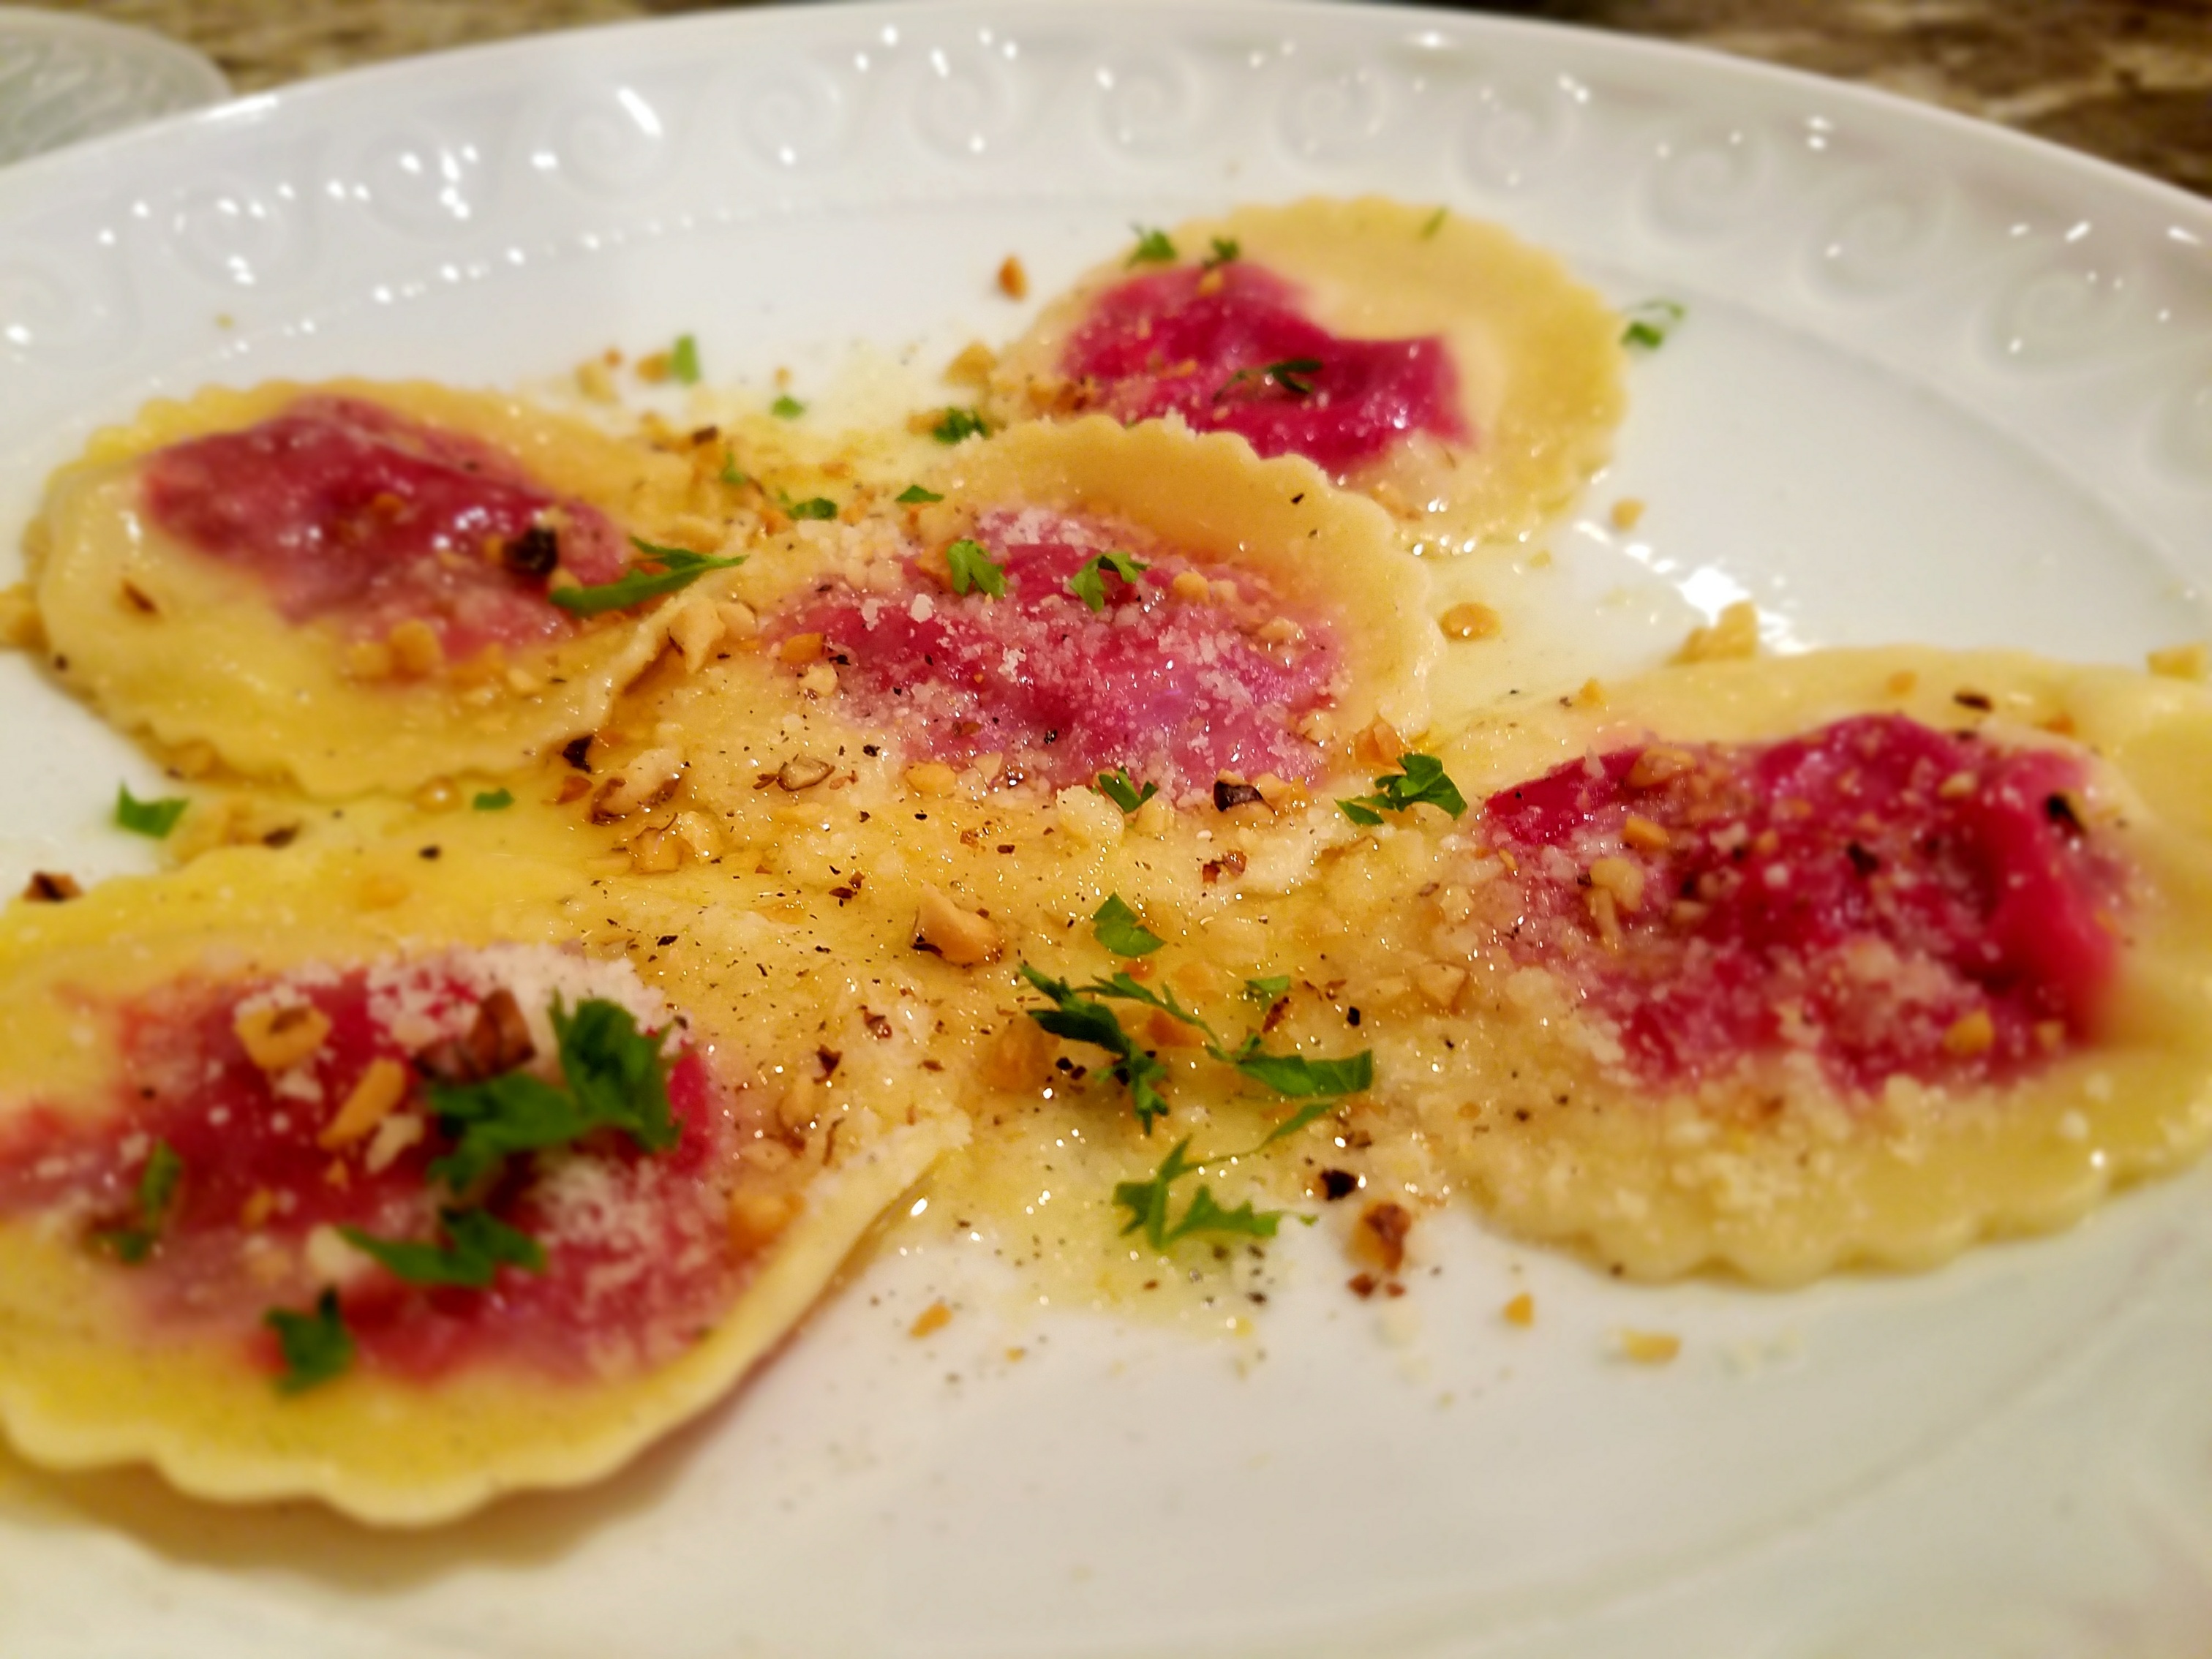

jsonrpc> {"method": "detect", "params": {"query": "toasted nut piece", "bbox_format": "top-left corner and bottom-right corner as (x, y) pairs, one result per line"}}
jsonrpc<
(777, 755), (834, 792)
(1439, 601), (1500, 641)
(729, 1188), (802, 1252)
(908, 1298), (954, 1338)
(363, 1111), (425, 1174)
(2148, 642), (2208, 681)
(915, 884), (1001, 966)
(21, 871), (80, 903)
(1616, 1329), (1681, 1364)
(1573, 677), (1606, 709)
(319, 1057), (409, 1150)
(1622, 815), (1671, 852)
(574, 359), (617, 402)
(798, 662), (838, 697)
(1587, 856), (1645, 913)
(168, 741), (219, 778)
(996, 255), (1028, 301)
(906, 761), (958, 796)
(1626, 745), (1696, 789)
(592, 746), (685, 820)
(1354, 717), (1404, 767)
(630, 829), (682, 873)
(1252, 772), (1308, 810)
(778, 632), (825, 665)
(1675, 599), (1759, 663)
(1584, 885), (1622, 947)
(672, 810), (722, 860)
(1414, 963), (1468, 1009)
(944, 339), (998, 388)
(1938, 770), (1978, 800)
(1943, 1008), (1995, 1057)
(982, 1017), (1053, 1090)
(666, 598), (725, 671)
(717, 600), (759, 641)
(235, 1002), (333, 1073)
(388, 618), (445, 677)
(970, 752), (1004, 783)
(1254, 617), (1305, 648)
(1610, 497), (1646, 531)
(1170, 570), (1212, 603)
(1502, 1292), (1535, 1327)
(1355, 1201), (1412, 1274)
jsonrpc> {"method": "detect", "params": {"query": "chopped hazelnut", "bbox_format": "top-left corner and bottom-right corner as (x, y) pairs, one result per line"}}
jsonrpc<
(1355, 1200), (1412, 1274)
(777, 632), (825, 666)
(1355, 718), (1404, 767)
(21, 871), (80, 903)
(665, 598), (725, 671)
(1502, 1292), (1535, 1327)
(235, 1002), (333, 1073)
(730, 1188), (802, 1252)
(1625, 745), (1696, 789)
(1674, 600), (1759, 663)
(909, 1299), (954, 1338)
(1615, 1329), (1681, 1364)
(318, 1057), (408, 1150)
(996, 256), (1029, 301)
(914, 884), (1001, 966)
(388, 619), (445, 677)
(1587, 856), (1645, 913)
(1942, 1008), (1995, 1058)
(1170, 570), (1212, 603)
(777, 755), (834, 792)
(591, 746), (686, 821)
(1621, 815), (1671, 852)
(981, 1017), (1053, 1090)
(1439, 601), (1500, 641)
(906, 761), (958, 797)
(629, 828), (682, 874)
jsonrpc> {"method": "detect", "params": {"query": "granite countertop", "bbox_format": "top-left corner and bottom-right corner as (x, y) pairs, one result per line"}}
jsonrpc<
(15, 0), (2212, 198)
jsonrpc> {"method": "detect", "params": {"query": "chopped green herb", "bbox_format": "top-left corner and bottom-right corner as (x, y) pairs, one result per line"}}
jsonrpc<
(341, 1208), (546, 1290)
(1265, 357), (1323, 396)
(895, 484), (944, 505)
(1094, 769), (1159, 813)
(946, 538), (1007, 598)
(669, 333), (701, 385)
(1018, 963), (1174, 1131)
(1214, 1036), (1374, 1099)
(1337, 753), (1467, 825)
(1621, 298), (1685, 352)
(1077, 969), (1220, 1045)
(1110, 1102), (1333, 1252)
(1066, 549), (1149, 613)
(770, 394), (807, 419)
(551, 536), (746, 617)
(783, 495), (838, 522)
(1202, 236), (1241, 269)
(1244, 974), (1291, 1007)
(1420, 206), (1448, 239)
(718, 452), (749, 488)
(930, 407), (989, 445)
(471, 789), (514, 811)
(1091, 894), (1164, 958)
(266, 1289), (353, 1394)
(115, 784), (188, 840)
(92, 1140), (182, 1264)
(1126, 225), (1177, 266)
(426, 996), (679, 1191)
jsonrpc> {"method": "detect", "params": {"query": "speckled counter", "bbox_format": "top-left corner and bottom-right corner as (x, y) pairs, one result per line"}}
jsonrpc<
(14, 0), (2212, 197)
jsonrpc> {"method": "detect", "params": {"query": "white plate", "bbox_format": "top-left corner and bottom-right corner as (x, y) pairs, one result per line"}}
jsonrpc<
(3, 5), (2211, 1655)
(0, 5), (227, 166)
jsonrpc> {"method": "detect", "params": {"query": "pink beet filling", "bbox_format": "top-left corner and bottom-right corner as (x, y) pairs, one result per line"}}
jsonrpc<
(1059, 263), (1467, 475)
(0, 969), (739, 1382)
(1481, 715), (2122, 1093)
(140, 396), (628, 658)
(776, 511), (1341, 794)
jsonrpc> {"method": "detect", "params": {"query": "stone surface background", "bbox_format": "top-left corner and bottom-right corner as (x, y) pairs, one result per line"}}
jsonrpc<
(12, 0), (2211, 197)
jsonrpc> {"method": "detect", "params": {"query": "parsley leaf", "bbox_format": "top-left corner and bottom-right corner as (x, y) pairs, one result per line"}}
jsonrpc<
(1078, 970), (1220, 1045)
(1244, 974), (1290, 1007)
(1066, 550), (1149, 613)
(115, 784), (188, 839)
(770, 394), (807, 419)
(1265, 357), (1323, 396)
(551, 536), (746, 617)
(669, 333), (701, 385)
(783, 495), (838, 522)
(718, 452), (749, 488)
(931, 407), (989, 445)
(266, 1289), (353, 1394)
(426, 996), (679, 1190)
(1621, 298), (1685, 351)
(1202, 236), (1241, 269)
(1094, 769), (1158, 813)
(1110, 1103), (1335, 1251)
(1018, 963), (1174, 1131)
(1336, 753), (1468, 825)
(896, 484), (944, 505)
(1420, 206), (1448, 239)
(92, 1140), (182, 1264)
(946, 538), (1007, 598)
(1091, 894), (1164, 958)
(342, 1208), (546, 1289)
(1213, 1036), (1373, 1099)
(1126, 225), (1177, 266)
(472, 788), (514, 811)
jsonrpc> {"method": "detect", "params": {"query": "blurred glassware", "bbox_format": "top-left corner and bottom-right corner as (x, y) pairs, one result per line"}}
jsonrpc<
(0, 5), (227, 165)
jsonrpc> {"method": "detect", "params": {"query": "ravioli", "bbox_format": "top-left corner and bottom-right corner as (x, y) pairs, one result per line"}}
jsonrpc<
(744, 416), (1434, 797)
(988, 198), (1626, 550)
(24, 380), (740, 797)
(0, 844), (959, 1524)
(1298, 648), (2212, 1284)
